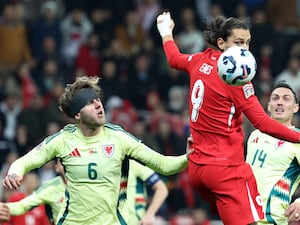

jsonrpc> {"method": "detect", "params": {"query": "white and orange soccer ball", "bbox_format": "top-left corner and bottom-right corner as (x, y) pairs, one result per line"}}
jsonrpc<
(217, 46), (257, 86)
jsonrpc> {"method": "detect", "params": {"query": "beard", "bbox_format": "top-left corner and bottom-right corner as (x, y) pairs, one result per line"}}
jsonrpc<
(81, 113), (105, 128)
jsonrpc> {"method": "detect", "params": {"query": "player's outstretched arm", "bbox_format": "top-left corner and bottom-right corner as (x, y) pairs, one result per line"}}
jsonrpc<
(139, 180), (168, 225)
(0, 203), (10, 223)
(2, 173), (23, 190)
(156, 11), (175, 43)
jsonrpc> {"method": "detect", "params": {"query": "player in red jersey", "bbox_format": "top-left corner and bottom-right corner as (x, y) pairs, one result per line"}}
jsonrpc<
(156, 12), (300, 225)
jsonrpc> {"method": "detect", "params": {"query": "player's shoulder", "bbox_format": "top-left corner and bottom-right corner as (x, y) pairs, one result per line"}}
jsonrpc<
(62, 124), (77, 133)
(43, 125), (73, 145)
(248, 129), (262, 139)
(188, 48), (221, 65)
(104, 122), (125, 132)
(104, 122), (140, 141)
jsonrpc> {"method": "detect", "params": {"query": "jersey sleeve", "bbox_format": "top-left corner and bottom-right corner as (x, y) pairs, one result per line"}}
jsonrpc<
(131, 160), (160, 185)
(7, 135), (62, 176)
(7, 191), (45, 215)
(120, 132), (188, 175)
(8, 176), (64, 222)
(163, 40), (190, 72)
(7, 179), (55, 215)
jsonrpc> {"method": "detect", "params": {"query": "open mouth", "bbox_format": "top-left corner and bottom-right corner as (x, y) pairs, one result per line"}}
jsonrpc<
(275, 108), (284, 113)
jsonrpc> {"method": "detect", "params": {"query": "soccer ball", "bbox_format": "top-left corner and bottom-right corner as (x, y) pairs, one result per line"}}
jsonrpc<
(217, 46), (257, 86)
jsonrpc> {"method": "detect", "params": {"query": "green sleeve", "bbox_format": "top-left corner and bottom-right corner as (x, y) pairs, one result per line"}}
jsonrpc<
(7, 191), (45, 215)
(8, 138), (60, 176)
(122, 133), (188, 175)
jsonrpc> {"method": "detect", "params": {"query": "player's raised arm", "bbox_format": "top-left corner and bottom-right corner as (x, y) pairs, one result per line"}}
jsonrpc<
(156, 11), (175, 43)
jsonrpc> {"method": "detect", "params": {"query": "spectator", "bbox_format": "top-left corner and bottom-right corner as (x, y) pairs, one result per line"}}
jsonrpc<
(89, 7), (116, 51)
(275, 56), (300, 98)
(60, 7), (93, 68)
(34, 36), (66, 79)
(158, 67), (189, 104)
(0, 110), (14, 167)
(154, 116), (186, 156)
(17, 93), (50, 144)
(0, 91), (22, 141)
(35, 59), (66, 96)
(250, 8), (275, 67)
(14, 124), (34, 157)
(139, 35), (163, 75)
(75, 32), (102, 77)
(0, 3), (33, 88)
(131, 118), (160, 150)
(176, 8), (205, 54)
(102, 38), (131, 77)
(44, 81), (71, 127)
(267, 0), (299, 32)
(253, 66), (273, 110)
(145, 90), (164, 112)
(135, 0), (162, 33)
(114, 10), (145, 56)
(167, 86), (188, 114)
(128, 53), (158, 110)
(100, 60), (129, 105)
(31, 1), (62, 61)
(105, 96), (139, 132)
(15, 63), (38, 110)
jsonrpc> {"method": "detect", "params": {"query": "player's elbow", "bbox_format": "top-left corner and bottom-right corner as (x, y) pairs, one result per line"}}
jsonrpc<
(153, 181), (169, 199)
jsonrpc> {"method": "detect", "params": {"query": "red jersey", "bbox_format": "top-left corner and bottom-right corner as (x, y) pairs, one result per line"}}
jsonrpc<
(163, 41), (300, 166)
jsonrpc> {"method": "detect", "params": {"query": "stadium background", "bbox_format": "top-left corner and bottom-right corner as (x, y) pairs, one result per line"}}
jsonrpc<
(0, 0), (299, 224)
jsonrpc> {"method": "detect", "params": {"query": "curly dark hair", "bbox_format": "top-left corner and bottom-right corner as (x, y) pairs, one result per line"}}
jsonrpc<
(203, 16), (250, 50)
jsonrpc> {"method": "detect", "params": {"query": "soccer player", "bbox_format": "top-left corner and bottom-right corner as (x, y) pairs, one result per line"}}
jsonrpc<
(2, 76), (192, 225)
(156, 11), (300, 225)
(246, 82), (300, 225)
(119, 159), (168, 225)
(0, 159), (66, 225)
(0, 159), (167, 225)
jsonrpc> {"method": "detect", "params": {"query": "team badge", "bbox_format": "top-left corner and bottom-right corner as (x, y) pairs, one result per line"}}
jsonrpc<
(102, 144), (114, 158)
(242, 83), (255, 99)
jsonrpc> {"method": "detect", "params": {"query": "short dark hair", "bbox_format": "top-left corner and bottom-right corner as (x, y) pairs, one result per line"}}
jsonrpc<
(273, 81), (298, 103)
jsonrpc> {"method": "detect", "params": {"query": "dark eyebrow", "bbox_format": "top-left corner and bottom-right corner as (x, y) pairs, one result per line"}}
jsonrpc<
(271, 93), (293, 98)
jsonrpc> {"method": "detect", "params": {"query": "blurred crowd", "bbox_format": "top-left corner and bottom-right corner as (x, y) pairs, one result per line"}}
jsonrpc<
(0, 0), (299, 224)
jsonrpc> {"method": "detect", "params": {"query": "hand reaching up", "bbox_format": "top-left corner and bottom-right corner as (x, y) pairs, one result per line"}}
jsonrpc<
(156, 12), (174, 38)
